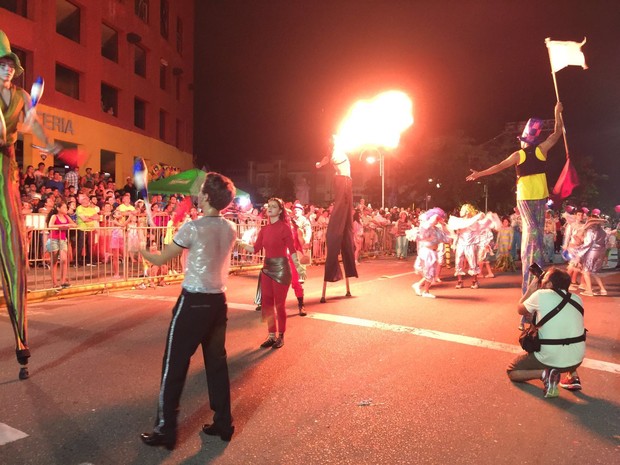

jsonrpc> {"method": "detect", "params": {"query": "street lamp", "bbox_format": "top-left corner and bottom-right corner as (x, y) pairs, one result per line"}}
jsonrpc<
(364, 149), (385, 209)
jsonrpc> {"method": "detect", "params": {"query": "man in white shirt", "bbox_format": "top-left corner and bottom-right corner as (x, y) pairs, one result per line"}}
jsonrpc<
(507, 267), (586, 398)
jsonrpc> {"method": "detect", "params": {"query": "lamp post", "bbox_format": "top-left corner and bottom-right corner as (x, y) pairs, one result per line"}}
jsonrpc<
(363, 148), (385, 209)
(379, 150), (385, 210)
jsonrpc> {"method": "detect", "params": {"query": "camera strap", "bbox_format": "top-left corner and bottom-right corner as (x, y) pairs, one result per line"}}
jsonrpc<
(534, 289), (586, 346)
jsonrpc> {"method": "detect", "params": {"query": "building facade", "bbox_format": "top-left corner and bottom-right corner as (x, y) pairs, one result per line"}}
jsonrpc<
(1, 0), (194, 181)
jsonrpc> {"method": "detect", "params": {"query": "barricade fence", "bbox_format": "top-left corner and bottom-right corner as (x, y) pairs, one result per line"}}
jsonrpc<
(21, 216), (444, 293)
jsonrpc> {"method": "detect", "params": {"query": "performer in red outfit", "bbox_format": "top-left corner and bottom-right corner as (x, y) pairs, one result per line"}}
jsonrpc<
(237, 198), (306, 349)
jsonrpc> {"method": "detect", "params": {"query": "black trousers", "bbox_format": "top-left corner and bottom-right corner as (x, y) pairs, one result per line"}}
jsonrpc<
(324, 175), (358, 282)
(154, 290), (232, 436)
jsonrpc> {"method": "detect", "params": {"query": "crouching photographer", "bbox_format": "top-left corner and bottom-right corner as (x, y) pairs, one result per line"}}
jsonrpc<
(507, 267), (586, 398)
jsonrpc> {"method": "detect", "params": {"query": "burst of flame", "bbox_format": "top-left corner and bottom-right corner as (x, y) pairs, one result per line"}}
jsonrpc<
(334, 90), (413, 153)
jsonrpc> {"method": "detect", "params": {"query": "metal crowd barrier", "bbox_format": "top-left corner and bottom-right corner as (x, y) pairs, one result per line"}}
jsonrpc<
(17, 215), (415, 296)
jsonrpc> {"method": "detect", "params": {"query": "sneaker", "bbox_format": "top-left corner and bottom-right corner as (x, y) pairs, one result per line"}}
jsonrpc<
(580, 291), (594, 297)
(543, 368), (560, 398)
(271, 337), (284, 349)
(596, 290), (608, 296)
(412, 282), (422, 296)
(455, 281), (463, 289)
(569, 283), (578, 291)
(421, 292), (436, 299)
(559, 374), (582, 391)
(260, 337), (276, 348)
(471, 281), (479, 289)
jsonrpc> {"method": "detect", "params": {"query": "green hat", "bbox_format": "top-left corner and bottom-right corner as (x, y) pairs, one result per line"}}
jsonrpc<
(0, 30), (24, 77)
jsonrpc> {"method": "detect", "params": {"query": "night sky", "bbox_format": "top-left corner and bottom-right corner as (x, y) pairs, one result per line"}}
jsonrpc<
(194, 0), (619, 201)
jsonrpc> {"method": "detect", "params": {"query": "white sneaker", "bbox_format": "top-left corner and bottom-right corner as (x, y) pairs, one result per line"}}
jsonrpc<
(421, 292), (436, 299)
(412, 282), (422, 296)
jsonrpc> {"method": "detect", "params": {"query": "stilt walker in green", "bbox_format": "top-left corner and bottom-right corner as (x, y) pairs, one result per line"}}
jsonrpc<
(0, 30), (58, 380)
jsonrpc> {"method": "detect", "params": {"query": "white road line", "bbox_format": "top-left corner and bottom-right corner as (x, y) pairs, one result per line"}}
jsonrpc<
(305, 312), (620, 375)
(0, 422), (28, 446)
(106, 294), (620, 375)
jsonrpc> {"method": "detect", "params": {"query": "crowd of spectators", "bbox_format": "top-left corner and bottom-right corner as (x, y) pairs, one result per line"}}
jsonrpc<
(18, 163), (619, 274)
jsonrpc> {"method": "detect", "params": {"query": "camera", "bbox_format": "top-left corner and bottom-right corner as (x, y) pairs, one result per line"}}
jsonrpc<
(528, 263), (545, 279)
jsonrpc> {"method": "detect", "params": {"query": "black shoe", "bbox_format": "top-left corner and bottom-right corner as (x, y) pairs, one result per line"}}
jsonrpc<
(271, 337), (284, 349)
(255, 305), (262, 312)
(140, 431), (176, 450)
(260, 337), (276, 348)
(298, 305), (307, 317)
(202, 423), (234, 442)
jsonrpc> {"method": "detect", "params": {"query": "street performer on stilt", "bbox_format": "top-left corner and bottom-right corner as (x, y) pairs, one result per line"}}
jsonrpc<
(466, 102), (564, 296)
(315, 136), (358, 303)
(0, 30), (58, 380)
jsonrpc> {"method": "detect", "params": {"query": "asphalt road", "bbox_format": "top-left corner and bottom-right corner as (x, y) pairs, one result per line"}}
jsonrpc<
(1, 258), (619, 465)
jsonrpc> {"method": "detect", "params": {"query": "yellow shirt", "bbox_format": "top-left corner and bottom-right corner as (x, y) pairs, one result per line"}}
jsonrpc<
(516, 147), (549, 201)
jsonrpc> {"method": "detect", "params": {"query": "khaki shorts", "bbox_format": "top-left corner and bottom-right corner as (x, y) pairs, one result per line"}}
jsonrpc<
(507, 352), (582, 373)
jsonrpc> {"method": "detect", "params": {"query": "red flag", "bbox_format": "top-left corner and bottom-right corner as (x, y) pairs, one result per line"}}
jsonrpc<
(551, 158), (579, 202)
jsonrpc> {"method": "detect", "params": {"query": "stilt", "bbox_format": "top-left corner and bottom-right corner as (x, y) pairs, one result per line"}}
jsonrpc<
(320, 281), (327, 303)
(345, 277), (351, 296)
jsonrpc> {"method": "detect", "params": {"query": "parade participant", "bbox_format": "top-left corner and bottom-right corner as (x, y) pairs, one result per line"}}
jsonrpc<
(237, 198), (306, 349)
(0, 30), (58, 379)
(46, 201), (76, 289)
(543, 209), (557, 263)
(507, 267), (586, 397)
(352, 210), (364, 264)
(289, 209), (307, 316)
(140, 172), (237, 450)
(494, 216), (515, 272)
(575, 214), (608, 296)
(466, 102), (564, 294)
(315, 137), (358, 302)
(409, 207), (451, 298)
(448, 204), (484, 289)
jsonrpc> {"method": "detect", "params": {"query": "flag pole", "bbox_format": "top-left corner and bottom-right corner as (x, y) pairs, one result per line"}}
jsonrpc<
(545, 37), (570, 160)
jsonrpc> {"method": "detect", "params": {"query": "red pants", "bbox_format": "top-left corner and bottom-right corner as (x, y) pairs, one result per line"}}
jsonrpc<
(260, 273), (289, 333)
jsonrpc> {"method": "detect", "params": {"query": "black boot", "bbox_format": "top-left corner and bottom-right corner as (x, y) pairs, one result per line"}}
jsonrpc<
(297, 297), (307, 316)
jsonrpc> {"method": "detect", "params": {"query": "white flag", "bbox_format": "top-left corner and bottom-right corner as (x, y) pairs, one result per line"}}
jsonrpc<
(545, 37), (587, 73)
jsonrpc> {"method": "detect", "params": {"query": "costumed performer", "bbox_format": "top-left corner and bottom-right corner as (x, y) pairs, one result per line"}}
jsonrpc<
(466, 102), (564, 294)
(237, 198), (307, 349)
(139, 172), (237, 450)
(408, 207), (451, 298)
(0, 30), (59, 380)
(574, 214), (608, 297)
(315, 137), (358, 302)
(447, 204), (485, 289)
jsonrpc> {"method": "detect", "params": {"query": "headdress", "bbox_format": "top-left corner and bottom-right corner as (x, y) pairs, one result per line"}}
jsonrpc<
(518, 118), (544, 145)
(0, 30), (24, 77)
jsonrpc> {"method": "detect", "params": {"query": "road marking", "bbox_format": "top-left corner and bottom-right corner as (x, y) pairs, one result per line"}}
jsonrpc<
(0, 423), (28, 446)
(305, 312), (620, 375)
(106, 294), (620, 375)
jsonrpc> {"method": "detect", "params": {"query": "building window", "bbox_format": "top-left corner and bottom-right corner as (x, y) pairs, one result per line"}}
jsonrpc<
(134, 98), (146, 129)
(135, 0), (148, 24)
(101, 83), (118, 116)
(160, 0), (169, 39)
(159, 110), (166, 140)
(134, 44), (146, 77)
(1, 0), (28, 17)
(55, 64), (80, 100)
(174, 74), (181, 101)
(176, 17), (183, 55)
(101, 23), (118, 62)
(10, 46), (28, 89)
(56, 0), (81, 43)
(175, 118), (182, 148)
(159, 61), (167, 90)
